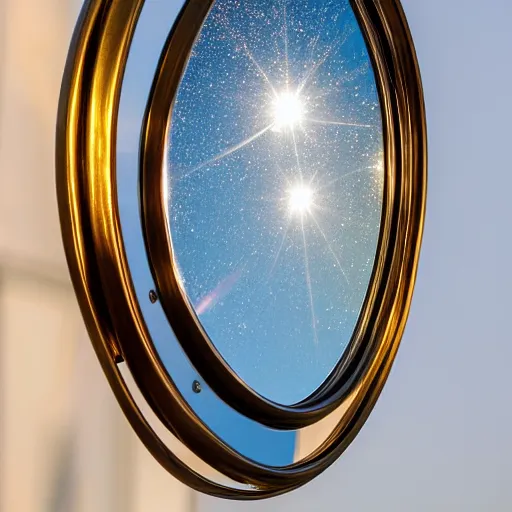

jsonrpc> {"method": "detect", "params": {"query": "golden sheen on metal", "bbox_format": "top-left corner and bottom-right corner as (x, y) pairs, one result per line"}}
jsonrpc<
(55, 0), (427, 500)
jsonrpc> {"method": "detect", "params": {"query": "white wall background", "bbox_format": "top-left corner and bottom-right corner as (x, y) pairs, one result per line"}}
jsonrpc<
(197, 0), (512, 510)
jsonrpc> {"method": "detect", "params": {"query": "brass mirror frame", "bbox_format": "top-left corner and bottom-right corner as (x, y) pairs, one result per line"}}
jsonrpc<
(56, 0), (426, 500)
(141, 0), (424, 429)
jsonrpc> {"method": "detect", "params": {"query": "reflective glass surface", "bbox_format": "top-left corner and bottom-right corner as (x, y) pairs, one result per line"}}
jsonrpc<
(167, 0), (384, 405)
(117, 0), (297, 466)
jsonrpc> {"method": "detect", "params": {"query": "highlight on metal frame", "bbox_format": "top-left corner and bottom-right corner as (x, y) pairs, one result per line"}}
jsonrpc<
(56, 0), (426, 500)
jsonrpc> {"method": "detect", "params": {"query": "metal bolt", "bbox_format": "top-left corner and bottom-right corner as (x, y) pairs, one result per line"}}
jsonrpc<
(192, 380), (202, 394)
(149, 290), (158, 304)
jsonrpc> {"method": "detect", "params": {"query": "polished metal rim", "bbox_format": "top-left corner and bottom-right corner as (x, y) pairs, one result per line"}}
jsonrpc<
(56, 0), (427, 499)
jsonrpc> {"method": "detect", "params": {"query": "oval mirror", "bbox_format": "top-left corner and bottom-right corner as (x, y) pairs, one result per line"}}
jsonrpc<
(57, 0), (426, 500)
(167, 0), (384, 405)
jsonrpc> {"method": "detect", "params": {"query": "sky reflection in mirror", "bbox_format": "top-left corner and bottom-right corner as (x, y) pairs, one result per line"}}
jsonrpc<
(167, 0), (384, 405)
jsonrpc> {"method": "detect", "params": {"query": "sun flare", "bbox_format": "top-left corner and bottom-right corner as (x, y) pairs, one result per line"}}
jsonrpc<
(272, 90), (305, 131)
(288, 184), (313, 215)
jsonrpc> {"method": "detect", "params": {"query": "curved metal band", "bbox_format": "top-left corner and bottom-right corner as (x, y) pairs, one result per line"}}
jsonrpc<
(56, 0), (304, 498)
(56, 0), (426, 499)
(141, 0), (427, 429)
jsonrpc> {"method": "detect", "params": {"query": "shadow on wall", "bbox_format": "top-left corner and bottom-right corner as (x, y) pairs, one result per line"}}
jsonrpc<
(0, 2), (192, 512)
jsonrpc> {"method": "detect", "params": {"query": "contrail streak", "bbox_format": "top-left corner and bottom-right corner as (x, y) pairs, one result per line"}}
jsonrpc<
(183, 123), (274, 178)
(307, 117), (374, 129)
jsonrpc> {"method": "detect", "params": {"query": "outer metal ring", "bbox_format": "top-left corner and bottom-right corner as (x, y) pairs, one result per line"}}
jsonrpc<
(56, 0), (427, 499)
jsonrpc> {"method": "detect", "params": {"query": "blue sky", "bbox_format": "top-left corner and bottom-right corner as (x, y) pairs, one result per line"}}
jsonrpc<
(168, 0), (383, 405)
